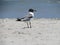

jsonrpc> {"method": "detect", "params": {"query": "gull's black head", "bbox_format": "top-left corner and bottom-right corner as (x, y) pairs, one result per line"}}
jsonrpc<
(28, 9), (36, 12)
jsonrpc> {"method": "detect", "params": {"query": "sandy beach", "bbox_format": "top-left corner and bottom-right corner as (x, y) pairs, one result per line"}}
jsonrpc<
(0, 18), (60, 45)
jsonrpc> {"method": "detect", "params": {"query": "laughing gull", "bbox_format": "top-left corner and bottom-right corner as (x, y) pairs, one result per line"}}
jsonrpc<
(16, 9), (36, 28)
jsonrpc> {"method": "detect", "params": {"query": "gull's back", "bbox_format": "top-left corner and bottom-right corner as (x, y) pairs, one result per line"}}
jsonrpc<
(21, 12), (34, 21)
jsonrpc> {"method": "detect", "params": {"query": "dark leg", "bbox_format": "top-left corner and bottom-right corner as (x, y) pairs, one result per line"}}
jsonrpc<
(29, 21), (32, 28)
(27, 22), (29, 28)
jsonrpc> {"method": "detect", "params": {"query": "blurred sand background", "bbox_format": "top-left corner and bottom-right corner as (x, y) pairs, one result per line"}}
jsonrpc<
(0, 18), (60, 45)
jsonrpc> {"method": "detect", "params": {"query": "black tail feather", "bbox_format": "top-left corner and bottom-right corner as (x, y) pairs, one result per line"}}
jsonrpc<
(16, 18), (21, 21)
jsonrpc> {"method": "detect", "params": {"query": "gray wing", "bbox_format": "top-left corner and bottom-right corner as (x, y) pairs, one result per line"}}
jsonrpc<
(22, 14), (33, 21)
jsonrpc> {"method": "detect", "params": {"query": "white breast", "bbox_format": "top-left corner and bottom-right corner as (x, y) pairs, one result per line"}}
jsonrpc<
(29, 12), (34, 17)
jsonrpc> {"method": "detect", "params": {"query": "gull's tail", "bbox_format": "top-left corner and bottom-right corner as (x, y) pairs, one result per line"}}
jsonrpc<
(16, 18), (21, 21)
(16, 17), (25, 21)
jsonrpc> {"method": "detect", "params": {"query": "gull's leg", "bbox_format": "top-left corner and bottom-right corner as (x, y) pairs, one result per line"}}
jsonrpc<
(27, 22), (29, 28)
(29, 21), (32, 28)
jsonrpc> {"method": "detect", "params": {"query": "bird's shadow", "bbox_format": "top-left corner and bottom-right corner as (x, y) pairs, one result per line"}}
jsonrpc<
(22, 27), (32, 29)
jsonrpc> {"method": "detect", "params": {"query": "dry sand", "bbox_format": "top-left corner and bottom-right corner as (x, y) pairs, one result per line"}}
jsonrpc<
(0, 18), (60, 45)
